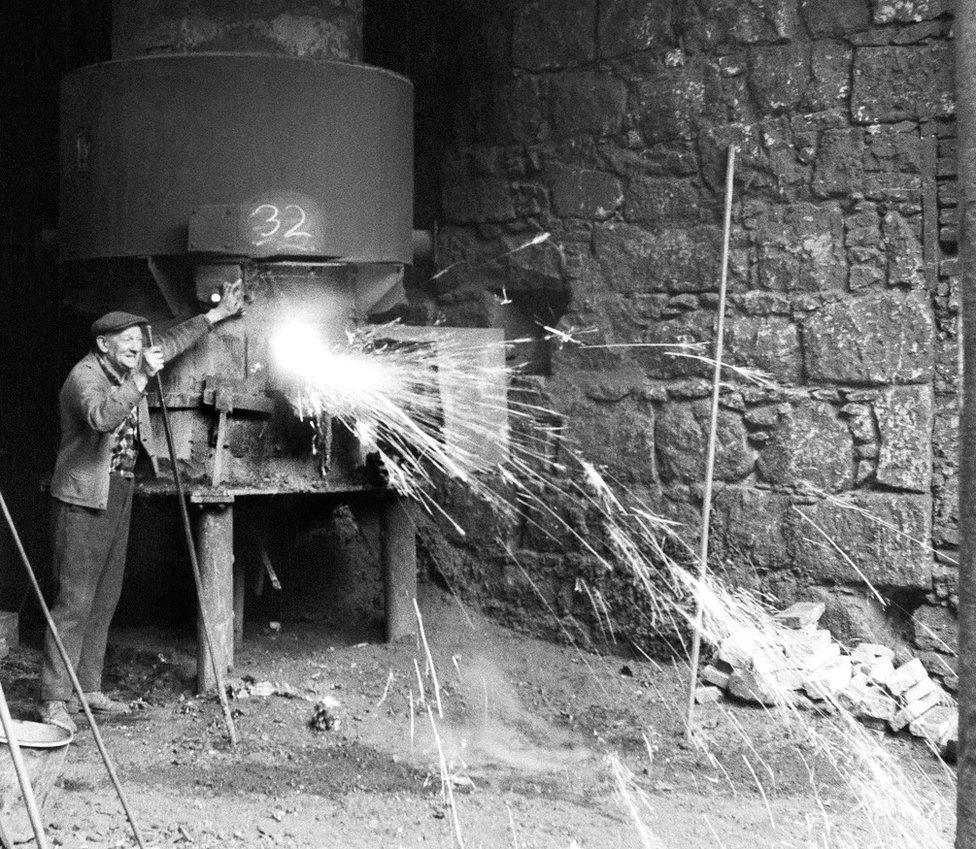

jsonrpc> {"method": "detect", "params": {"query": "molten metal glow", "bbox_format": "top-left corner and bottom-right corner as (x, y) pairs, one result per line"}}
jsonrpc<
(270, 321), (394, 412)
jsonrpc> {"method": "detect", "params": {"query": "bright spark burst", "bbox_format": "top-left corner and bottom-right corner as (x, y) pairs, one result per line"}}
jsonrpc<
(270, 316), (955, 849)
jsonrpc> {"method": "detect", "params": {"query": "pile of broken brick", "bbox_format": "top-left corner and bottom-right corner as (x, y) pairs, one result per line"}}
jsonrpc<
(696, 601), (958, 759)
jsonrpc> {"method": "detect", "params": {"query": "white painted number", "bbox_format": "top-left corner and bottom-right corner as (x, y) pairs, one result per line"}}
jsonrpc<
(250, 204), (281, 242)
(249, 203), (312, 246)
(282, 204), (312, 239)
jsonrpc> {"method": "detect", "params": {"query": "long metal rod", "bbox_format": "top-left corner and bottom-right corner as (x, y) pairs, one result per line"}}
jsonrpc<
(685, 144), (737, 741)
(0, 680), (50, 849)
(0, 491), (147, 849)
(957, 2), (976, 844)
(147, 330), (239, 747)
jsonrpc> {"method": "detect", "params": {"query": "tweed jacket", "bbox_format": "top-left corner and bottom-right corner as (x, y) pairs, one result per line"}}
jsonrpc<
(50, 315), (211, 509)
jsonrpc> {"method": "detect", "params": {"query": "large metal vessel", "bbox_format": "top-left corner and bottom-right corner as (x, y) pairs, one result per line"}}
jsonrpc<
(57, 0), (424, 689)
(59, 54), (413, 263)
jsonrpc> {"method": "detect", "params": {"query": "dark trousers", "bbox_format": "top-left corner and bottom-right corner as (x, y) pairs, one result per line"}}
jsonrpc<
(41, 475), (134, 701)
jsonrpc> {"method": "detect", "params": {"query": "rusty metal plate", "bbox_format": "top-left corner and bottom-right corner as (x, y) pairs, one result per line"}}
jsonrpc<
(59, 54), (413, 263)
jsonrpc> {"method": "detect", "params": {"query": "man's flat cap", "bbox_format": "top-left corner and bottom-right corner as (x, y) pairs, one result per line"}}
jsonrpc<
(91, 311), (149, 338)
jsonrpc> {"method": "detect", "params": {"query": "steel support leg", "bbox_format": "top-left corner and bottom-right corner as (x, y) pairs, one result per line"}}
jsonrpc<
(382, 495), (416, 642)
(233, 556), (245, 652)
(195, 504), (234, 694)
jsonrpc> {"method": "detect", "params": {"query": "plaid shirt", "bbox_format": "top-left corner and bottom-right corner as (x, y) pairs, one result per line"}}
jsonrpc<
(96, 355), (139, 475)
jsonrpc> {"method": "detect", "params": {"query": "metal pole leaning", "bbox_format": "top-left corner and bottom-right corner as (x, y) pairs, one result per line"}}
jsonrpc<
(0, 491), (147, 849)
(146, 330), (239, 747)
(0, 680), (50, 849)
(685, 144), (737, 742)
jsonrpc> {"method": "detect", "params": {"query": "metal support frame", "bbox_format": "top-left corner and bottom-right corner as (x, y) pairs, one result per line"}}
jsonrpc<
(186, 490), (417, 689)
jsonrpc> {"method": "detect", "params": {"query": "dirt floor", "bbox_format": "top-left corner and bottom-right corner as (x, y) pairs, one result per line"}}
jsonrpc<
(0, 589), (957, 848)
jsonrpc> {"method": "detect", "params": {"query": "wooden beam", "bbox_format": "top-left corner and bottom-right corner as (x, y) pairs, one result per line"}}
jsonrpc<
(195, 504), (235, 694)
(382, 496), (417, 642)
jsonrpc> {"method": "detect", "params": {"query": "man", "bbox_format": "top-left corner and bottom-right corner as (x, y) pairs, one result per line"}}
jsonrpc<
(40, 281), (244, 732)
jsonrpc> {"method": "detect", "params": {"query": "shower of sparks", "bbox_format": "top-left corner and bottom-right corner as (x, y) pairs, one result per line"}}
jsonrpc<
(270, 319), (516, 527)
(792, 507), (888, 607)
(270, 316), (955, 848)
(608, 754), (666, 849)
(816, 487), (958, 566)
(376, 669), (395, 709)
(540, 323), (598, 348)
(415, 598), (444, 718)
(504, 801), (519, 849)
(664, 349), (779, 388)
(409, 690), (416, 751)
(665, 561), (953, 848)
(426, 702), (466, 848)
(430, 231), (551, 282)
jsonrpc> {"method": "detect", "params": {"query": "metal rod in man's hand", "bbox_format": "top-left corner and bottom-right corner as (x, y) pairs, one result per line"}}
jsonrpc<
(0, 490), (147, 849)
(145, 329), (239, 747)
(685, 144), (737, 741)
(0, 680), (51, 849)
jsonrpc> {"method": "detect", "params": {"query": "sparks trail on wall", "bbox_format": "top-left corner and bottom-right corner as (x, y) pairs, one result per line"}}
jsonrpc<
(812, 487), (958, 566)
(270, 321), (953, 849)
(429, 231), (552, 283)
(537, 326), (778, 394)
(539, 322), (599, 348)
(792, 487), (959, 660)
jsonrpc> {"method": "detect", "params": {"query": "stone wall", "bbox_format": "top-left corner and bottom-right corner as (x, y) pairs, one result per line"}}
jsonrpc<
(414, 0), (960, 678)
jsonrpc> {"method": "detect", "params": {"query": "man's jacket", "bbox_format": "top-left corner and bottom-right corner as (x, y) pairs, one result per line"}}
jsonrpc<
(50, 316), (211, 510)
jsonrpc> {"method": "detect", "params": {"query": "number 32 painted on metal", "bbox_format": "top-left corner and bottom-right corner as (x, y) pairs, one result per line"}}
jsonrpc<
(249, 204), (312, 245)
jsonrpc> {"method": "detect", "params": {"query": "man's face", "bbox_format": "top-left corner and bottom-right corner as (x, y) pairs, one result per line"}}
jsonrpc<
(96, 326), (144, 372)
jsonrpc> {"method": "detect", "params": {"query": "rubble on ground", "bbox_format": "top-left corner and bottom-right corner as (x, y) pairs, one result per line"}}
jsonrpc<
(701, 601), (958, 759)
(308, 696), (342, 732)
(231, 677), (300, 700)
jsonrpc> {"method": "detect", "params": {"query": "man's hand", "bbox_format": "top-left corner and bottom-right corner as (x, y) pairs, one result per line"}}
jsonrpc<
(141, 346), (164, 377)
(206, 280), (245, 325)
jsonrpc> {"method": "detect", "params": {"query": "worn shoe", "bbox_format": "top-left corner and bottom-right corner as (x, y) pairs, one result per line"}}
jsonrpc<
(68, 692), (131, 715)
(39, 701), (77, 735)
